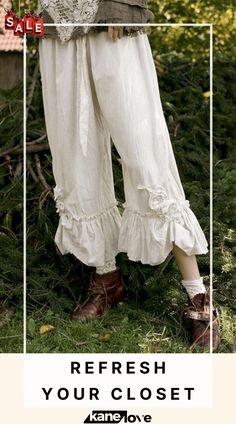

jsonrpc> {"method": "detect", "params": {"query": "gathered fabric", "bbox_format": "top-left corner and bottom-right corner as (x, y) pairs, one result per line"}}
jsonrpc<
(38, 31), (208, 267)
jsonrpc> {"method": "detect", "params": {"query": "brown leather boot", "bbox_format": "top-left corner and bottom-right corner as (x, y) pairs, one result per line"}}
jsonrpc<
(71, 267), (126, 321)
(183, 287), (221, 352)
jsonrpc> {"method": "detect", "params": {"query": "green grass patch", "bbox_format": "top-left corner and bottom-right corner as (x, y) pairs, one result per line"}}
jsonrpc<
(0, 308), (23, 353)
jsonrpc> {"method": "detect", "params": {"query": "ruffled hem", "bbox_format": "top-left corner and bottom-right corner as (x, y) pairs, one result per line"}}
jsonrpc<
(118, 206), (209, 266)
(54, 204), (122, 267)
(53, 185), (208, 267)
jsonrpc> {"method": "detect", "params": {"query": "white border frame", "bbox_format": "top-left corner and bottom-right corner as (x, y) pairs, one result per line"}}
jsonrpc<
(23, 23), (213, 355)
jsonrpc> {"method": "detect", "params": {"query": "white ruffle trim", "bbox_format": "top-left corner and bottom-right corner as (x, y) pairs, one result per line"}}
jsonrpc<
(53, 185), (208, 267)
(118, 185), (209, 265)
(53, 186), (122, 266)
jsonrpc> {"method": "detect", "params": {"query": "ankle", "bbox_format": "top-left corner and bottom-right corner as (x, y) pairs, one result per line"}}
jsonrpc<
(96, 259), (117, 275)
(181, 277), (206, 300)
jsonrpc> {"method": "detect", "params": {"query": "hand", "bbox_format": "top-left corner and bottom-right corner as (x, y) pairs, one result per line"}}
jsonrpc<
(108, 26), (124, 41)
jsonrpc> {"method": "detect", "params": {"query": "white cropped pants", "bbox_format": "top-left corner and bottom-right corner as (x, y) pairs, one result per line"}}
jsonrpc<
(38, 31), (208, 267)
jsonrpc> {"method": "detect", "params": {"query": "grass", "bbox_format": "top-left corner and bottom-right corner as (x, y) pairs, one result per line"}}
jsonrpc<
(25, 273), (235, 354)
(0, 270), (234, 354)
(26, 302), (199, 354)
(0, 308), (23, 353)
(0, 247), (235, 354)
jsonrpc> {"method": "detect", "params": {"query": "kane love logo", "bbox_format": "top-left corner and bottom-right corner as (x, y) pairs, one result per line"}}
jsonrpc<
(4, 9), (44, 37)
(83, 411), (152, 423)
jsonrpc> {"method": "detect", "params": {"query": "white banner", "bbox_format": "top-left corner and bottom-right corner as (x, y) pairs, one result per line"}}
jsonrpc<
(24, 353), (212, 409)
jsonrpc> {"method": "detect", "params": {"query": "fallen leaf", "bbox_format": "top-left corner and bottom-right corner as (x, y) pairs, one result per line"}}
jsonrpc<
(39, 324), (55, 335)
(98, 333), (112, 342)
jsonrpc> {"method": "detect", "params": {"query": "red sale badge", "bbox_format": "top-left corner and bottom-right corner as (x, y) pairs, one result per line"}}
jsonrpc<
(13, 17), (24, 37)
(33, 15), (44, 36)
(24, 12), (34, 34)
(4, 9), (45, 37)
(4, 9), (15, 30)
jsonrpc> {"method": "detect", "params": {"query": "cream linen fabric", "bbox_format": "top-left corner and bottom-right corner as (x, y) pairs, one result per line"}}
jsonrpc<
(38, 31), (208, 267)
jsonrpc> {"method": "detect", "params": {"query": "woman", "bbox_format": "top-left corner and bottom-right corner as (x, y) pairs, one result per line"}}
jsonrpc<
(37, 0), (220, 350)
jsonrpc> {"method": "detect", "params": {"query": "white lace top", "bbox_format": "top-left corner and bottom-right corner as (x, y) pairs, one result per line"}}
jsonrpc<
(38, 0), (101, 42)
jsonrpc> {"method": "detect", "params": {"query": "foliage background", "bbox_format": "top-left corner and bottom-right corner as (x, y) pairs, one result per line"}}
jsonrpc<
(0, 0), (235, 352)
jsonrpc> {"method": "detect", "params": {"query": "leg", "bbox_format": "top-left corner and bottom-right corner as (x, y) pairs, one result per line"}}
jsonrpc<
(88, 31), (208, 265)
(38, 36), (126, 321)
(87, 31), (220, 349)
(38, 36), (121, 267)
(172, 244), (201, 281)
(172, 244), (206, 299)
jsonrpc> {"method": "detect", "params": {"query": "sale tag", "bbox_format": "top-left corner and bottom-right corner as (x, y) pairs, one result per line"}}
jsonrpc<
(4, 9), (15, 30)
(33, 15), (44, 36)
(24, 12), (34, 34)
(4, 10), (45, 37)
(14, 17), (24, 37)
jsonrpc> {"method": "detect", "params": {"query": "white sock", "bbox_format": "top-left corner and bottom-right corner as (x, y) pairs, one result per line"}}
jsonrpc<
(181, 277), (206, 300)
(96, 259), (117, 275)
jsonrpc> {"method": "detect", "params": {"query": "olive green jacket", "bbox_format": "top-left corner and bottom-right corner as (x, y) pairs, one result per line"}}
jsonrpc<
(38, 0), (154, 39)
